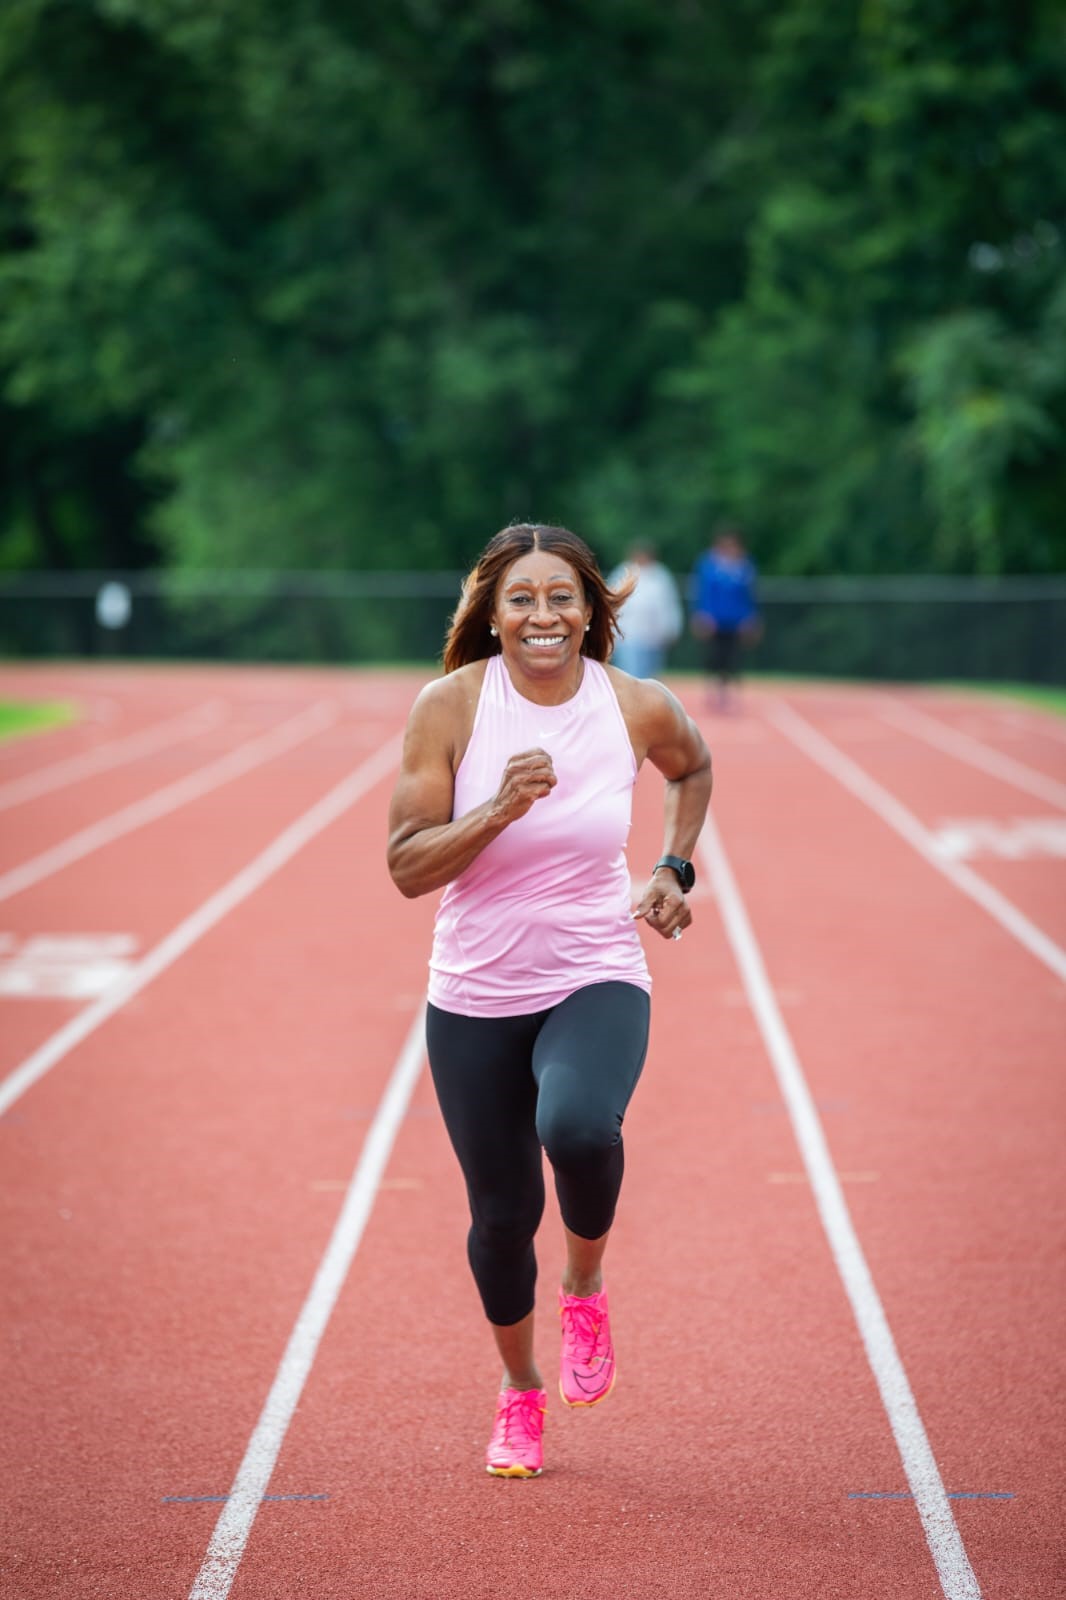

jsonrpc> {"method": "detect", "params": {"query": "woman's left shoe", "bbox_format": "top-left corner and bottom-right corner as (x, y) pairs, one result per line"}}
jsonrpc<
(485, 1386), (547, 1477)
(558, 1286), (616, 1407)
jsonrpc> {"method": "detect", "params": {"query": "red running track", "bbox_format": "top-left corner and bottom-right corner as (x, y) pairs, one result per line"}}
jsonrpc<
(0, 664), (1063, 1600)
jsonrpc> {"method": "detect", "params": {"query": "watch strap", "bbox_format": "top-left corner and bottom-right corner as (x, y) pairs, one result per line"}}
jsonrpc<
(654, 854), (695, 893)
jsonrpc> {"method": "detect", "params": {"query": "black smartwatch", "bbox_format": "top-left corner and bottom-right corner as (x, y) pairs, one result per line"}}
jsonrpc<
(654, 855), (695, 894)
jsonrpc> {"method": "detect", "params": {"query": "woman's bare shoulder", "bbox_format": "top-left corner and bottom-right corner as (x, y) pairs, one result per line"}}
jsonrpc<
(405, 659), (489, 764)
(409, 660), (485, 711)
(604, 661), (678, 721)
(604, 662), (690, 760)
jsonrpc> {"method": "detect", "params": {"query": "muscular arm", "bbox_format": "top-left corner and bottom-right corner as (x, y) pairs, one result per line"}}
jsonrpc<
(646, 690), (713, 868)
(386, 677), (556, 899)
(614, 673), (713, 936)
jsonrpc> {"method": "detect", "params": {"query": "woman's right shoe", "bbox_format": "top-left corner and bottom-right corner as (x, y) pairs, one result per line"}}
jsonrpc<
(485, 1386), (547, 1477)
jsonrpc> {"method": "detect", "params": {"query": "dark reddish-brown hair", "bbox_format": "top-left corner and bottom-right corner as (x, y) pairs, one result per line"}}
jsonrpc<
(442, 523), (635, 673)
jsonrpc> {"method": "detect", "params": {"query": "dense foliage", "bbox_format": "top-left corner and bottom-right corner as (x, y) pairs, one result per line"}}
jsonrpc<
(1, 0), (1064, 577)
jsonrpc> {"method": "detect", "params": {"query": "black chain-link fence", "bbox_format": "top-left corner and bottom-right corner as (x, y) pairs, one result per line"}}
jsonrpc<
(1, 571), (1064, 683)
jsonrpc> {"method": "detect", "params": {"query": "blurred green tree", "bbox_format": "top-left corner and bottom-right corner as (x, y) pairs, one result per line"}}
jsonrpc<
(0, 0), (1062, 577)
(656, 0), (1066, 573)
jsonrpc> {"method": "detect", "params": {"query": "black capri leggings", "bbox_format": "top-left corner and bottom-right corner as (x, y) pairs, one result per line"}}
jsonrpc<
(426, 981), (650, 1328)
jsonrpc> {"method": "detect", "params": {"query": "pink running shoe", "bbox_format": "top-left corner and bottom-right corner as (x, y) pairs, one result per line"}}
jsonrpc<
(485, 1387), (547, 1478)
(558, 1286), (616, 1407)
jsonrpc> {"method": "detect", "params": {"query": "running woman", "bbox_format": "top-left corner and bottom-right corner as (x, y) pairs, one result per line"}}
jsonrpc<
(387, 523), (712, 1477)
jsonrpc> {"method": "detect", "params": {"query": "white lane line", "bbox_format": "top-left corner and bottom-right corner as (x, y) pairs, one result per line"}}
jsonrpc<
(0, 731), (403, 1117)
(1000, 705), (1066, 746)
(187, 1003), (426, 1600)
(699, 816), (983, 1600)
(0, 702), (337, 905)
(877, 697), (1066, 810)
(767, 699), (1066, 985)
(0, 701), (228, 812)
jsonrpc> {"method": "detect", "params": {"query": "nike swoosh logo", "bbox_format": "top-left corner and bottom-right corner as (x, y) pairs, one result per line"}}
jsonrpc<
(572, 1351), (614, 1394)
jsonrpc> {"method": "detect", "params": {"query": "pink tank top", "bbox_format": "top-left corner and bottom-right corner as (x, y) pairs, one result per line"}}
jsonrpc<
(428, 654), (651, 1017)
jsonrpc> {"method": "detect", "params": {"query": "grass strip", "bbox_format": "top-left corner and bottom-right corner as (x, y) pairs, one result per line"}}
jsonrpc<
(0, 700), (75, 742)
(932, 681), (1066, 717)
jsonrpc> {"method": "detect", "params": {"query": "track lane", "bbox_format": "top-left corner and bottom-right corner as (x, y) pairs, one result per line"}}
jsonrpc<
(701, 809), (981, 1599)
(0, 702), (338, 893)
(682, 687), (1064, 1600)
(0, 701), (229, 814)
(0, 667), (222, 777)
(893, 690), (1066, 769)
(1, 705), (418, 1600)
(0, 667), (411, 872)
(0, 695), (412, 1084)
(874, 695), (1066, 809)
(775, 686), (1066, 816)
(766, 694), (1066, 968)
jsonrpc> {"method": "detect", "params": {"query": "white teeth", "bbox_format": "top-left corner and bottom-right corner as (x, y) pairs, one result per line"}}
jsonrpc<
(525, 636), (564, 647)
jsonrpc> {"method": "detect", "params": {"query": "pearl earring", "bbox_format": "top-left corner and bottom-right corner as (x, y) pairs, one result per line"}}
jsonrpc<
(490, 625), (498, 636)
(585, 624), (590, 632)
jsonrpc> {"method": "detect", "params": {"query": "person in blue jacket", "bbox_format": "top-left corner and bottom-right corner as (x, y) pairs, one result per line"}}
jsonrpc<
(689, 525), (761, 709)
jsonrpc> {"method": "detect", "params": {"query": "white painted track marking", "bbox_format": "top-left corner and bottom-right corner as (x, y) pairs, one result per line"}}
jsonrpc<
(877, 697), (1066, 809)
(0, 702), (337, 905)
(0, 731), (403, 1117)
(1000, 705), (1066, 745)
(187, 1003), (426, 1600)
(766, 699), (1066, 984)
(0, 933), (138, 999)
(0, 700), (227, 812)
(932, 817), (1066, 861)
(699, 816), (983, 1600)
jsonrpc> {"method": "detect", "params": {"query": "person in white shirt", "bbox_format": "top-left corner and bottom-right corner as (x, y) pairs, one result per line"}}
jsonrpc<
(607, 542), (683, 678)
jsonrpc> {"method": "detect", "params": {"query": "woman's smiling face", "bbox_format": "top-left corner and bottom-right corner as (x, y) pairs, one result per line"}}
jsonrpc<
(491, 549), (593, 685)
